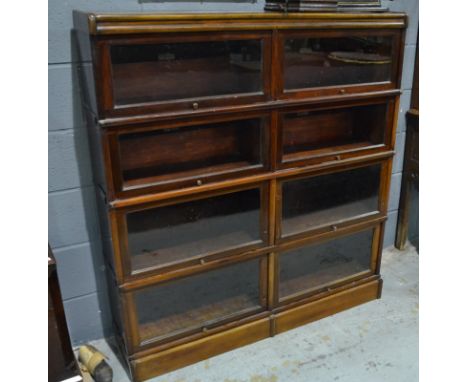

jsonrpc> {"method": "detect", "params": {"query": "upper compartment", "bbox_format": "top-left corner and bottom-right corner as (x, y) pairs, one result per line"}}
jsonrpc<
(278, 29), (402, 99)
(74, 12), (406, 121)
(103, 32), (272, 117)
(91, 31), (272, 119)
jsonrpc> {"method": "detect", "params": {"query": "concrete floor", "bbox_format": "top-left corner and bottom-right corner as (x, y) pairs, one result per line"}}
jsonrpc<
(89, 245), (418, 382)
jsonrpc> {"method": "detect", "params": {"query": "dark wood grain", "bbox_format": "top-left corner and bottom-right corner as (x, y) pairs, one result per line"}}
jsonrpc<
(279, 101), (391, 168)
(110, 115), (270, 197)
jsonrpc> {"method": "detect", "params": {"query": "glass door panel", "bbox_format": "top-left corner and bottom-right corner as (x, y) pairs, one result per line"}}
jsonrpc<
(110, 38), (265, 107)
(133, 258), (263, 343)
(279, 229), (374, 300)
(118, 117), (266, 191)
(281, 103), (388, 163)
(126, 188), (263, 273)
(281, 164), (381, 237)
(283, 35), (394, 91)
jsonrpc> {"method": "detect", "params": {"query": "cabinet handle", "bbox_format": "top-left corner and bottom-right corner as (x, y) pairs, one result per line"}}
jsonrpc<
(335, 155), (341, 161)
(331, 225), (338, 232)
(196, 179), (203, 186)
(339, 89), (346, 94)
(192, 102), (199, 110)
(202, 327), (208, 333)
(200, 258), (206, 265)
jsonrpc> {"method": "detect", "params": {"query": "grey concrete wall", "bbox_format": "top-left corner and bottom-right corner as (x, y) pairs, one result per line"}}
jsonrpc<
(48, 0), (418, 344)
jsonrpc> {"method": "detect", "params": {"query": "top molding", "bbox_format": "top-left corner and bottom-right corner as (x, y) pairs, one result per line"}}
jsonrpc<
(73, 11), (407, 36)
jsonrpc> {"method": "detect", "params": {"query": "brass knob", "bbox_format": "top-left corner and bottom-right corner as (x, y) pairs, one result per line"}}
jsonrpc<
(192, 102), (199, 110)
(339, 89), (346, 94)
(200, 258), (206, 265)
(331, 225), (338, 232)
(196, 179), (203, 186)
(202, 327), (208, 332)
(335, 155), (341, 161)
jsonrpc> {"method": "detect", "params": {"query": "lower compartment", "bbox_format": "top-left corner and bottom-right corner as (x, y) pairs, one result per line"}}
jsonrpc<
(131, 316), (271, 381)
(128, 278), (382, 382)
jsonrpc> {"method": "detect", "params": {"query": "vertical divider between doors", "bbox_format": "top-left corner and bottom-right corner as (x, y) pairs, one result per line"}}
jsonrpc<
(271, 28), (281, 101)
(268, 28), (281, 315)
(269, 28), (280, 172)
(259, 256), (269, 309)
(268, 179), (279, 310)
(263, 31), (273, 102)
(270, 110), (279, 172)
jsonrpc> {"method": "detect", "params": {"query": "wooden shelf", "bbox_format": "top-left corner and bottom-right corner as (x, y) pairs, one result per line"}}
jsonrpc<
(124, 160), (261, 189)
(281, 101), (389, 165)
(282, 197), (378, 236)
(280, 258), (369, 298)
(283, 35), (393, 90)
(113, 57), (263, 106)
(281, 163), (381, 237)
(134, 258), (262, 342)
(128, 204), (261, 273)
(117, 117), (264, 193)
(279, 228), (374, 299)
(138, 296), (261, 342)
(283, 140), (373, 162)
(131, 226), (261, 272)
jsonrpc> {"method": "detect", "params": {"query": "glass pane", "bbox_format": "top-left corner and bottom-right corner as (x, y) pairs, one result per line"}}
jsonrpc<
(282, 104), (387, 161)
(127, 188), (262, 272)
(282, 165), (381, 237)
(134, 258), (261, 342)
(111, 40), (263, 106)
(119, 118), (265, 189)
(279, 229), (374, 299)
(284, 36), (393, 90)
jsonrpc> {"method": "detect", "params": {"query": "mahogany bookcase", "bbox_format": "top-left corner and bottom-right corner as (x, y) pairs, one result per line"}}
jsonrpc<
(74, 11), (406, 381)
